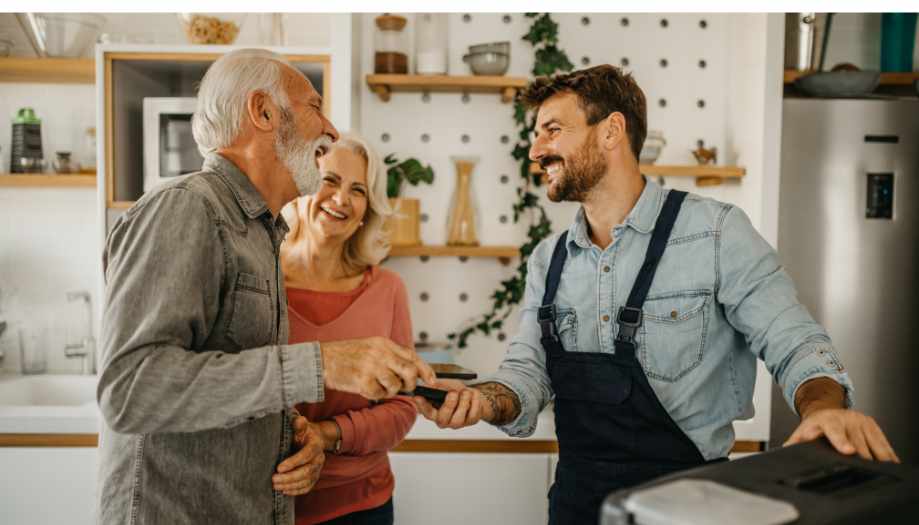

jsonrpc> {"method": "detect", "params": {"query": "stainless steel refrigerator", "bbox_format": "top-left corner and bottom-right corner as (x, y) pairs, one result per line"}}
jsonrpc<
(771, 98), (919, 464)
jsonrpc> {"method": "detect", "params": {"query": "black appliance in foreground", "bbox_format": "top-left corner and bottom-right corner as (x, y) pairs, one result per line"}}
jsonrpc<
(601, 439), (919, 525)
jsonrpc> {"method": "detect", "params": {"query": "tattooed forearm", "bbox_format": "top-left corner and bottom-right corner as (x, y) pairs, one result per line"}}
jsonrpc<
(474, 382), (522, 426)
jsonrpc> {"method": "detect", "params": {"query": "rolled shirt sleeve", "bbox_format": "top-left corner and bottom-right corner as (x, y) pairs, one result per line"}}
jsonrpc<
(478, 240), (556, 437)
(716, 205), (855, 414)
(98, 187), (324, 435)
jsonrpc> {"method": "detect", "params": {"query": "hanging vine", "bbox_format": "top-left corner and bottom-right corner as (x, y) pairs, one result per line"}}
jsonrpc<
(449, 13), (574, 348)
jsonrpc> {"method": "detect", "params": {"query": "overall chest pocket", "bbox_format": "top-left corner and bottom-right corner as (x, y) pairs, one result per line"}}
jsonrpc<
(639, 290), (711, 382)
(226, 272), (274, 350)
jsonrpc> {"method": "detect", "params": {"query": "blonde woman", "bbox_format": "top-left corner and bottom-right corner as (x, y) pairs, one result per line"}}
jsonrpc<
(277, 133), (414, 525)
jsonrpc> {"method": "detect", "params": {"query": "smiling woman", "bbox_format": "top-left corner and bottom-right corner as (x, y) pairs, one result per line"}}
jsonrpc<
(279, 133), (414, 525)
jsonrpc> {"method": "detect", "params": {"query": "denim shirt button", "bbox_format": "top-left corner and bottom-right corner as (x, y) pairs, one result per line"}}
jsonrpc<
(603, 265), (611, 273)
(602, 314), (610, 322)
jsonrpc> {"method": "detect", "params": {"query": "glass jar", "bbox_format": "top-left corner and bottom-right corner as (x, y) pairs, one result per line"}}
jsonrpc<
(414, 13), (448, 75)
(80, 126), (97, 173)
(53, 151), (76, 174)
(374, 14), (409, 74)
(446, 156), (480, 246)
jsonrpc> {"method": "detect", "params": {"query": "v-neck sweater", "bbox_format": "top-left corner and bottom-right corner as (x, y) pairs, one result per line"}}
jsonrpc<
(287, 266), (416, 525)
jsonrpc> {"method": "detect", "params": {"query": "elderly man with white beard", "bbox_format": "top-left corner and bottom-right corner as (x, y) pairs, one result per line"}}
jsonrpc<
(96, 49), (435, 525)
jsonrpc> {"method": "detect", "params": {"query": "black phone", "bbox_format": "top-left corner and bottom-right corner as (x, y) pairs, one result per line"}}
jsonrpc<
(402, 385), (448, 408)
(431, 363), (478, 380)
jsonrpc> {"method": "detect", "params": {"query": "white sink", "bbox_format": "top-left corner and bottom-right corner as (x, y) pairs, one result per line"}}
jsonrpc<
(0, 374), (97, 407)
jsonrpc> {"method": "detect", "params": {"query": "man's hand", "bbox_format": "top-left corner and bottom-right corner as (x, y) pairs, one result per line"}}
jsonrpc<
(273, 416), (325, 496)
(320, 337), (436, 400)
(413, 379), (490, 429)
(785, 408), (900, 463)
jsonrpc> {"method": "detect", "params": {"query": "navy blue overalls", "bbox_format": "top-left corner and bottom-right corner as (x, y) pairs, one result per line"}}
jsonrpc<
(540, 190), (708, 524)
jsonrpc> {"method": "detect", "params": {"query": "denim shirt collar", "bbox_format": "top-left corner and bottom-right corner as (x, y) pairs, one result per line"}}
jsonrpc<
(204, 153), (289, 233)
(567, 176), (665, 251)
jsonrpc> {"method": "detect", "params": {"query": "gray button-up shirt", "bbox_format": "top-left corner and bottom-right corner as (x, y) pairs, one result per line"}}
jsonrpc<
(97, 153), (324, 524)
(487, 178), (854, 460)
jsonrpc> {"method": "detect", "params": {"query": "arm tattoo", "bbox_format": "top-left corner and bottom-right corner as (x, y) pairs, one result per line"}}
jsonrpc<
(474, 382), (522, 426)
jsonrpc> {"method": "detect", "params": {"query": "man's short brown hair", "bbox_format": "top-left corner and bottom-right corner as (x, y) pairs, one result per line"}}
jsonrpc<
(520, 65), (647, 161)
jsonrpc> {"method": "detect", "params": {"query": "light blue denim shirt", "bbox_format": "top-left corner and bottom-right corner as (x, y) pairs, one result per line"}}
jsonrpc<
(487, 178), (854, 460)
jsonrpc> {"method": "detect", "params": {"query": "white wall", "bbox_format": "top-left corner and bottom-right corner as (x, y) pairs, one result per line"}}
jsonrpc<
(0, 83), (97, 374)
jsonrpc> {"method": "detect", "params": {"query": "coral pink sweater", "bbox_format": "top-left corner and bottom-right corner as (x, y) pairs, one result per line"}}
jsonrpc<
(287, 266), (416, 524)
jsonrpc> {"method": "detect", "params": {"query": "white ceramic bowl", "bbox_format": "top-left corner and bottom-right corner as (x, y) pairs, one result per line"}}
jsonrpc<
(463, 51), (510, 76)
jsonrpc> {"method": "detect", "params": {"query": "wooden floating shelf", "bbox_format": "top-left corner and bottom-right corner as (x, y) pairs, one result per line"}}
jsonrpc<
(367, 74), (528, 103)
(642, 164), (745, 187)
(0, 57), (95, 84)
(388, 245), (520, 264)
(109, 201), (135, 210)
(0, 174), (96, 187)
(783, 69), (919, 86)
(531, 162), (745, 187)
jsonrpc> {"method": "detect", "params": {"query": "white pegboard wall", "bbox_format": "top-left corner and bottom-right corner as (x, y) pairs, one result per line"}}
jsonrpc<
(360, 13), (767, 374)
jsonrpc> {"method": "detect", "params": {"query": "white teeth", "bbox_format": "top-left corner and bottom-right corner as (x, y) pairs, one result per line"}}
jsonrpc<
(320, 205), (347, 219)
(546, 164), (561, 175)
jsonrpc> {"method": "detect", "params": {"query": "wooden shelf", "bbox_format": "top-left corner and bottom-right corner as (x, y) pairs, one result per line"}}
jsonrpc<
(531, 162), (745, 187)
(783, 69), (919, 86)
(0, 57), (95, 84)
(388, 245), (519, 264)
(366, 74), (528, 103)
(0, 174), (95, 187)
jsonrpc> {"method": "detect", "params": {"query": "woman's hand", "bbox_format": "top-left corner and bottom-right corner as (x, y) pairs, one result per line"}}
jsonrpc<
(273, 415), (325, 496)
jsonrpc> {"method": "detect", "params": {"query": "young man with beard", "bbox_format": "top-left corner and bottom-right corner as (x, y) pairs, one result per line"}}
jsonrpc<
(97, 49), (435, 524)
(413, 65), (899, 524)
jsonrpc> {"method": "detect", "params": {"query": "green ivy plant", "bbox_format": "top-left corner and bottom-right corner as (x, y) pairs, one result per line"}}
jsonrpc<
(449, 13), (574, 348)
(385, 154), (435, 199)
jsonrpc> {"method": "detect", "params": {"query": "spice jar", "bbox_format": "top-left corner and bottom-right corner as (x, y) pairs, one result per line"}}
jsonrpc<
(414, 13), (448, 75)
(374, 14), (409, 74)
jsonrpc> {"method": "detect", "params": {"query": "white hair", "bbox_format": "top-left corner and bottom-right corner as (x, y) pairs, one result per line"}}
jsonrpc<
(192, 48), (302, 156)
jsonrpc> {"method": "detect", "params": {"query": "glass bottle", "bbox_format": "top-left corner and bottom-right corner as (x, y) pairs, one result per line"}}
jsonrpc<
(446, 156), (480, 246)
(414, 13), (448, 75)
(374, 14), (409, 74)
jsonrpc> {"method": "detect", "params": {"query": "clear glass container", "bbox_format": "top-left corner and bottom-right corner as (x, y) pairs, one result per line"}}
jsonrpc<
(53, 151), (76, 174)
(80, 126), (97, 173)
(19, 328), (48, 375)
(446, 156), (480, 246)
(374, 14), (409, 74)
(414, 13), (448, 75)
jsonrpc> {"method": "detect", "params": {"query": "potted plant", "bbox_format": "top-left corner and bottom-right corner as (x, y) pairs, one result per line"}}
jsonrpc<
(384, 154), (434, 246)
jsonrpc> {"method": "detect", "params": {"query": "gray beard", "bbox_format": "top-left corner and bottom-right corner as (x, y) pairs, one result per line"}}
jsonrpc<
(275, 116), (330, 197)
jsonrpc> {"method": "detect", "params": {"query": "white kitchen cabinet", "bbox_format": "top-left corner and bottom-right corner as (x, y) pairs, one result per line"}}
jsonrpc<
(0, 447), (98, 525)
(389, 452), (551, 525)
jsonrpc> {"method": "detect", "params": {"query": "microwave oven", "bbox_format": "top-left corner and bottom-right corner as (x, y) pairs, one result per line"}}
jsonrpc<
(143, 97), (204, 192)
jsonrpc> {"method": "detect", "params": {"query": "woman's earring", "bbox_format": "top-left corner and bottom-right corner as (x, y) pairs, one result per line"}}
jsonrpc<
(359, 221), (365, 226)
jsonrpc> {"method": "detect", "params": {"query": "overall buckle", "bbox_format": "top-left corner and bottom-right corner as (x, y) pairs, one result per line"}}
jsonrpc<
(616, 306), (643, 343)
(537, 304), (558, 341)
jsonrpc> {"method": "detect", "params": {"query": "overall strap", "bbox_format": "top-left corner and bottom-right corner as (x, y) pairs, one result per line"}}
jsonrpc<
(615, 190), (688, 350)
(538, 231), (570, 343)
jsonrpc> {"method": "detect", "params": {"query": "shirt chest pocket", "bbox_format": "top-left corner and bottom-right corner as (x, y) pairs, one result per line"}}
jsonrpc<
(554, 307), (578, 352)
(226, 272), (274, 350)
(638, 290), (711, 382)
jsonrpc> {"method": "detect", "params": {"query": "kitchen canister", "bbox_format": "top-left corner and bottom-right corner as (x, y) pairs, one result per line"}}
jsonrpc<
(374, 14), (409, 74)
(414, 13), (448, 75)
(10, 107), (43, 173)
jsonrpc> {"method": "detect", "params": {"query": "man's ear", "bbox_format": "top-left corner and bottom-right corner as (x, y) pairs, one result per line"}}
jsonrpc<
(246, 90), (275, 132)
(602, 112), (627, 152)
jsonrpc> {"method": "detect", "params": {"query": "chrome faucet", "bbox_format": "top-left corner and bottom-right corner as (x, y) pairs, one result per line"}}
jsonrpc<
(65, 291), (96, 375)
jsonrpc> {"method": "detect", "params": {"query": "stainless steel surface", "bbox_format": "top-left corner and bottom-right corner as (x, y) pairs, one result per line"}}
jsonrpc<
(462, 51), (510, 76)
(783, 13), (830, 71)
(14, 13), (46, 57)
(64, 291), (95, 375)
(775, 99), (919, 463)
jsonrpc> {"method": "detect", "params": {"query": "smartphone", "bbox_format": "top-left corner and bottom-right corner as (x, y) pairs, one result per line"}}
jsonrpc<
(401, 385), (448, 408)
(430, 363), (478, 380)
